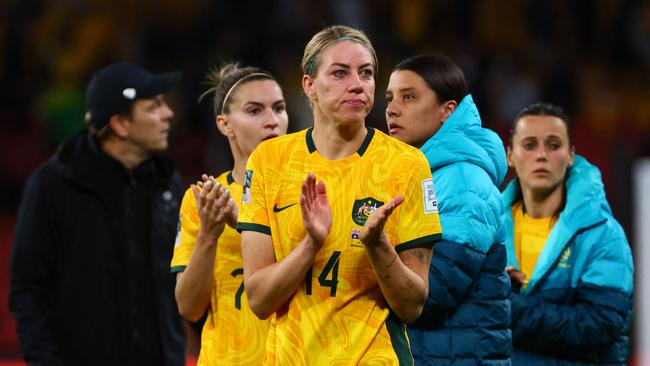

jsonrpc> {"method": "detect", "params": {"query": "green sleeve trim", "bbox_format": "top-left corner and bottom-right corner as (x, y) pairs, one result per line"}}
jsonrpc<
(395, 233), (442, 253)
(237, 222), (271, 235)
(170, 265), (186, 273)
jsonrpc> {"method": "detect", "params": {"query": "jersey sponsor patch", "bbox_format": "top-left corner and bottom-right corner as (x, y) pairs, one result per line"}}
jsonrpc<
(242, 170), (253, 204)
(422, 179), (438, 213)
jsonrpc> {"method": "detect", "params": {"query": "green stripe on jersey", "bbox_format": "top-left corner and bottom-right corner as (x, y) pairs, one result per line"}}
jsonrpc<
(386, 313), (414, 365)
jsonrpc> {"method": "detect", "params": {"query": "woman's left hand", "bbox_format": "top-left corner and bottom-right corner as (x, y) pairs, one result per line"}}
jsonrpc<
(359, 195), (404, 248)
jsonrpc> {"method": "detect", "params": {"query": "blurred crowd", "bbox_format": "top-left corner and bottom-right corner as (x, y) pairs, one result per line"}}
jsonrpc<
(1, 0), (649, 356)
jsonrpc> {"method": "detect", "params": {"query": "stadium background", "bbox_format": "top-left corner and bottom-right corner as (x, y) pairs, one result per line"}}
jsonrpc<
(1, 1), (649, 365)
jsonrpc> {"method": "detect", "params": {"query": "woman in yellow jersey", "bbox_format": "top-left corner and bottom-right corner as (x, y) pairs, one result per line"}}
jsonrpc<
(503, 102), (633, 365)
(171, 63), (289, 365)
(238, 25), (442, 365)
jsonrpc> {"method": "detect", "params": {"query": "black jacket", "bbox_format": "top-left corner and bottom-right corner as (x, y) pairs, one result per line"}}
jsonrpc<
(9, 131), (185, 365)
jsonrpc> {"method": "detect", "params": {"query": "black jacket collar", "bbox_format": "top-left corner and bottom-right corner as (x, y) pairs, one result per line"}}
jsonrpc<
(49, 130), (175, 197)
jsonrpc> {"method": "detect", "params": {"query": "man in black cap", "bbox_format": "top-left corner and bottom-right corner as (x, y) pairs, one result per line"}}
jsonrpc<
(9, 63), (186, 365)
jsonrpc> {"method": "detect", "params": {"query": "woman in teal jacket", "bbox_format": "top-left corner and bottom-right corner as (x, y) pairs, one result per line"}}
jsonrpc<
(504, 102), (633, 365)
(386, 53), (511, 365)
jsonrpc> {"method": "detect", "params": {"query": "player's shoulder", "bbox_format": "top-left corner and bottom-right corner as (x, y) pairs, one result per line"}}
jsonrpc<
(179, 185), (197, 216)
(215, 170), (233, 186)
(249, 129), (310, 171)
(254, 129), (307, 154)
(182, 185), (194, 199)
(368, 128), (429, 163)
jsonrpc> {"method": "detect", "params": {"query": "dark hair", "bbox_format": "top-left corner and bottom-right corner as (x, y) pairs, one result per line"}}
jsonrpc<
(87, 105), (134, 141)
(200, 63), (276, 115)
(393, 53), (468, 104)
(510, 102), (572, 146)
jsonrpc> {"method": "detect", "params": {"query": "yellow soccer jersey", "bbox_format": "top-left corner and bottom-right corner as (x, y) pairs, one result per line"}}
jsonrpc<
(171, 171), (270, 366)
(238, 128), (442, 366)
(512, 201), (558, 288)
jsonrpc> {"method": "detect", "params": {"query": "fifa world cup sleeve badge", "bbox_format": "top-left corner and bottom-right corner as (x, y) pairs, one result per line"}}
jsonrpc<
(422, 179), (438, 214)
(242, 170), (253, 204)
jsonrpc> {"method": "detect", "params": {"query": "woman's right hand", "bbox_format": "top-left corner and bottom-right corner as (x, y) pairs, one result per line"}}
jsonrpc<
(192, 174), (235, 242)
(300, 173), (331, 248)
(506, 266), (527, 289)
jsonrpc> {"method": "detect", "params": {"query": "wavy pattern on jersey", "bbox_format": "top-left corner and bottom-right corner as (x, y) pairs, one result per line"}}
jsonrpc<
(171, 171), (270, 365)
(239, 128), (442, 365)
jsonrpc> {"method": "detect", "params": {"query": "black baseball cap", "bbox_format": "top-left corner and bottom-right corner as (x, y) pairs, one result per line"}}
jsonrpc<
(85, 63), (182, 128)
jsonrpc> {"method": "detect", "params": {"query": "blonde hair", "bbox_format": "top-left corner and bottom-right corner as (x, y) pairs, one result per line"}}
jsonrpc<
(301, 25), (377, 78)
(200, 63), (275, 115)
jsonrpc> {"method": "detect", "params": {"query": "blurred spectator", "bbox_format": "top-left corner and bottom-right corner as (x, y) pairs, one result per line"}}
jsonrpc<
(9, 63), (186, 365)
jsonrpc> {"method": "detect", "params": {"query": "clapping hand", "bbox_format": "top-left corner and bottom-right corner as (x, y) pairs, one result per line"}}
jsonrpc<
(192, 174), (236, 241)
(198, 174), (238, 228)
(300, 173), (332, 247)
(359, 196), (404, 248)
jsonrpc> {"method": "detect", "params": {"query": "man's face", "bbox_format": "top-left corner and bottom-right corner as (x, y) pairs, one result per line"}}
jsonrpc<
(125, 95), (174, 153)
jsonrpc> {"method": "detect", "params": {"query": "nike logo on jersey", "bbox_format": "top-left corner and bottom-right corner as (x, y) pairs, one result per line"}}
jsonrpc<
(273, 203), (297, 212)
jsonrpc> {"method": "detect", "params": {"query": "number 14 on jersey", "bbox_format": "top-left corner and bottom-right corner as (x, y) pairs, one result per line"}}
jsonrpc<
(305, 251), (341, 297)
